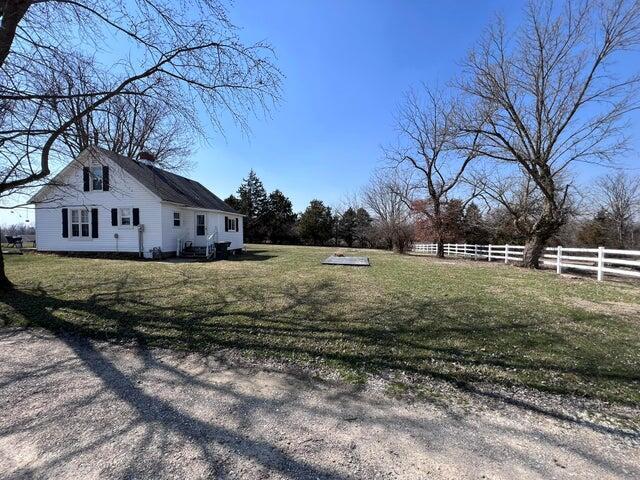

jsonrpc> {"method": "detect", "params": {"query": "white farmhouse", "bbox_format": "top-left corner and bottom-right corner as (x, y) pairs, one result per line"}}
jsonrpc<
(29, 146), (243, 259)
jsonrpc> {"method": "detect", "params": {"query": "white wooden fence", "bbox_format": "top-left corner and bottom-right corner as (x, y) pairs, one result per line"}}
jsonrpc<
(412, 243), (640, 282)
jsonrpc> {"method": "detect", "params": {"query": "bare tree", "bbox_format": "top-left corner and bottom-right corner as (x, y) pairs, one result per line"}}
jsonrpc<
(362, 171), (414, 253)
(0, 0), (282, 289)
(387, 86), (480, 257)
(468, 165), (581, 245)
(470, 168), (547, 238)
(45, 58), (194, 171)
(459, 0), (640, 267)
(593, 171), (640, 247)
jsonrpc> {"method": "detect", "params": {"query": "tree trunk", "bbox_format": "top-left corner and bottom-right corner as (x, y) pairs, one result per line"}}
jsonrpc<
(433, 202), (445, 258)
(522, 198), (563, 268)
(391, 235), (401, 253)
(522, 234), (549, 269)
(0, 248), (12, 291)
(0, 1), (31, 70)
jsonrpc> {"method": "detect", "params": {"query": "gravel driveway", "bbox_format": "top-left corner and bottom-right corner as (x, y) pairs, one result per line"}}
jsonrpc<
(1, 329), (638, 479)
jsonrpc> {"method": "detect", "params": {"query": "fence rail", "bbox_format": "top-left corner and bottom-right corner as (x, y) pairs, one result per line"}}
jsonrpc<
(411, 243), (640, 282)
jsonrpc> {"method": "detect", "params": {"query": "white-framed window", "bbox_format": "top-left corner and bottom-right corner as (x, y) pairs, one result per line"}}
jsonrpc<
(225, 216), (239, 232)
(71, 208), (90, 237)
(91, 165), (103, 191)
(173, 211), (181, 227)
(196, 213), (206, 236)
(120, 207), (132, 226)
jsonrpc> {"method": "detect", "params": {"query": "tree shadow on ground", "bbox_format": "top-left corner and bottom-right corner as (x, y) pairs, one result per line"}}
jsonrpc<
(1, 275), (639, 477)
(0, 326), (636, 479)
(1, 276), (638, 436)
(228, 250), (278, 262)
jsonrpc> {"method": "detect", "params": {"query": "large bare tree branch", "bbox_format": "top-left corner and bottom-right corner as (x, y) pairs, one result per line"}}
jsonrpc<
(459, 0), (640, 267)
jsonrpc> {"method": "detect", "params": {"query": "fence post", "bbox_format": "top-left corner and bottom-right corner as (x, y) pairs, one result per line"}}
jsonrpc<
(474, 244), (478, 261)
(488, 244), (492, 262)
(556, 245), (562, 275)
(505, 244), (509, 264)
(597, 246), (605, 282)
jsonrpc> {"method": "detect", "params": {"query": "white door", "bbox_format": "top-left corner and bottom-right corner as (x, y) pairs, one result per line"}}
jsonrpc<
(194, 212), (207, 246)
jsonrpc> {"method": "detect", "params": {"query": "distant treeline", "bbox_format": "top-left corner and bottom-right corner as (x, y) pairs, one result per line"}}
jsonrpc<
(224, 170), (640, 252)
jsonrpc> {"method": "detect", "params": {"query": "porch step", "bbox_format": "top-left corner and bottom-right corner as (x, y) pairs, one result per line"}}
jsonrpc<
(181, 246), (207, 258)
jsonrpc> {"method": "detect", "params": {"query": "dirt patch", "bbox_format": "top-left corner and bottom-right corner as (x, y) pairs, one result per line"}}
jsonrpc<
(1, 329), (639, 479)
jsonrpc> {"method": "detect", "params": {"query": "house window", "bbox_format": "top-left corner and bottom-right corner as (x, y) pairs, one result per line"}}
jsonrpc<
(196, 214), (205, 236)
(120, 207), (131, 226)
(91, 165), (103, 190)
(225, 216), (239, 232)
(173, 211), (181, 227)
(71, 209), (89, 237)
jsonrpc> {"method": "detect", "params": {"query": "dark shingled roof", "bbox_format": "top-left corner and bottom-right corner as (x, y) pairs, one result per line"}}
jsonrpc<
(95, 148), (239, 214)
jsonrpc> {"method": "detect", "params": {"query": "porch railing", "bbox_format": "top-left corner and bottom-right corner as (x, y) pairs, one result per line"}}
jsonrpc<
(206, 227), (218, 259)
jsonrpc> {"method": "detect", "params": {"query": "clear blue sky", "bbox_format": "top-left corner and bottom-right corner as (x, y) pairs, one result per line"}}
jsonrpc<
(201, 0), (524, 211)
(2, 0), (638, 225)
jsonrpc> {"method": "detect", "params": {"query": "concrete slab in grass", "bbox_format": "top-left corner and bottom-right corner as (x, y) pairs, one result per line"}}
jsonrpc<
(322, 255), (370, 266)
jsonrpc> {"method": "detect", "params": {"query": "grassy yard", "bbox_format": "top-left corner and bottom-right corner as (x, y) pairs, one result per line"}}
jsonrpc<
(1, 245), (639, 406)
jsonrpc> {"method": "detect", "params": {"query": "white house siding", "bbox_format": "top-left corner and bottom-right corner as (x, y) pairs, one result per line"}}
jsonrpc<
(160, 203), (188, 253)
(213, 212), (244, 250)
(34, 152), (163, 254)
(160, 203), (244, 252)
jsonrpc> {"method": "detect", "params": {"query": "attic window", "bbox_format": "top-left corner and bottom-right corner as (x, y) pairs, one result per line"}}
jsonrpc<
(91, 165), (103, 190)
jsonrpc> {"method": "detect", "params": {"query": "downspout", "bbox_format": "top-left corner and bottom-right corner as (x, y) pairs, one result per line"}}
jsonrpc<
(138, 224), (144, 258)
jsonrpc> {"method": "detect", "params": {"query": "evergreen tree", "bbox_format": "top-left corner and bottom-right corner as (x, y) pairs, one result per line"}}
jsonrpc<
(264, 189), (297, 243)
(236, 170), (268, 242)
(338, 208), (358, 247)
(224, 194), (241, 212)
(353, 208), (373, 248)
(577, 209), (613, 247)
(297, 200), (334, 245)
(441, 200), (465, 242)
(463, 203), (491, 244)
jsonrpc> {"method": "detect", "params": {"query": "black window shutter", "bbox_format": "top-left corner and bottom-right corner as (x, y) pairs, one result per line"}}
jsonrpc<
(225, 216), (228, 232)
(91, 208), (99, 238)
(83, 167), (90, 191)
(102, 166), (109, 191)
(111, 208), (118, 226)
(62, 208), (69, 238)
(235, 218), (239, 232)
(133, 208), (140, 226)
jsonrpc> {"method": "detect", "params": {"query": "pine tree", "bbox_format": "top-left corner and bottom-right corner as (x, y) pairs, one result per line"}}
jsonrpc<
(577, 209), (613, 247)
(236, 170), (268, 242)
(224, 194), (241, 212)
(338, 208), (358, 247)
(264, 189), (297, 243)
(297, 200), (333, 245)
(463, 203), (491, 244)
(353, 208), (372, 248)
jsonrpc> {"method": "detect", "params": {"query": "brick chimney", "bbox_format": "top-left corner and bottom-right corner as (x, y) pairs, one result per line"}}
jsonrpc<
(138, 151), (156, 164)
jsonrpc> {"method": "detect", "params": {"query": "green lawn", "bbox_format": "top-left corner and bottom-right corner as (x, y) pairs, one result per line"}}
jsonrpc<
(1, 245), (639, 405)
